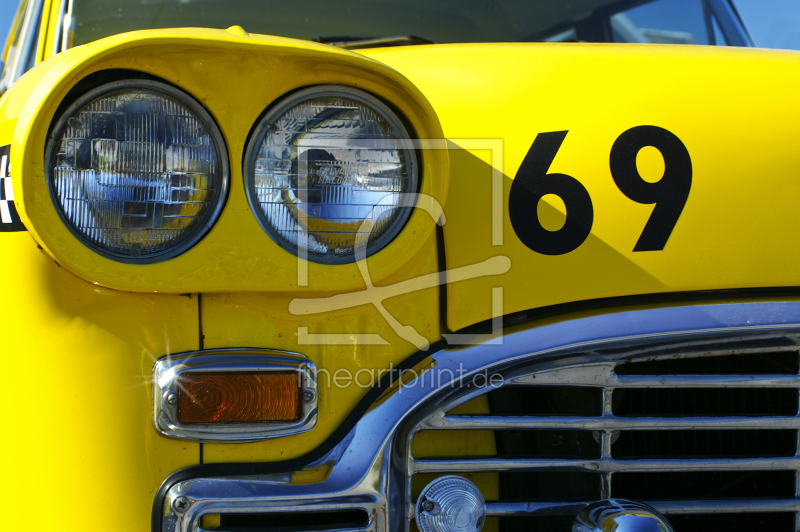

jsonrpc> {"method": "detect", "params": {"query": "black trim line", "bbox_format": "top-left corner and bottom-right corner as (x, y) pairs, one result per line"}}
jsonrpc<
(435, 223), (452, 336)
(198, 293), (204, 350)
(151, 339), (447, 532)
(197, 293), (204, 465)
(725, 0), (756, 46)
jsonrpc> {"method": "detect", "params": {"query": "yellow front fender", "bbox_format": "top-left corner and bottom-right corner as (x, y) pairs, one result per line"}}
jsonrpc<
(363, 43), (800, 331)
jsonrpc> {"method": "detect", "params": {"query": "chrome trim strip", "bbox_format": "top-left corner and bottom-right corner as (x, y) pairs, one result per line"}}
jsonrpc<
(653, 498), (799, 513)
(423, 414), (800, 430)
(411, 456), (800, 473)
(153, 349), (317, 442)
(486, 498), (800, 516)
(200, 529), (370, 532)
(515, 372), (800, 388)
(164, 443), (390, 532)
(562, 338), (797, 360)
(0, 0), (44, 93)
(158, 301), (800, 532)
(50, 0), (68, 56)
(61, 0), (75, 51)
(486, 501), (587, 516)
(503, 355), (800, 388)
(173, 493), (381, 532)
(614, 374), (800, 387)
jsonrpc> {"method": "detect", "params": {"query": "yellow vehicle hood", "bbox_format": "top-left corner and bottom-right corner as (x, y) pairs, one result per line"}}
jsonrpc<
(361, 43), (800, 331)
(5, 34), (800, 334)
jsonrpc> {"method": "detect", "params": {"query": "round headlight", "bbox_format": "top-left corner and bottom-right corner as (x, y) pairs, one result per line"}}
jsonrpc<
(46, 80), (229, 262)
(244, 86), (418, 264)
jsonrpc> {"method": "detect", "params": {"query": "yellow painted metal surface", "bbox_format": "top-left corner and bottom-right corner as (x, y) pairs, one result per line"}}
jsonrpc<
(4, 28), (447, 294)
(362, 44), (800, 331)
(6, 23), (800, 529)
(35, 0), (53, 64)
(0, 232), (199, 531)
(1, 27), (448, 469)
(201, 227), (441, 462)
(42, 0), (60, 62)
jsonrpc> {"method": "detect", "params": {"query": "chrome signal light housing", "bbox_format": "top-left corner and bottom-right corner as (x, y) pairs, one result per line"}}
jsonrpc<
(153, 349), (318, 442)
(243, 85), (419, 264)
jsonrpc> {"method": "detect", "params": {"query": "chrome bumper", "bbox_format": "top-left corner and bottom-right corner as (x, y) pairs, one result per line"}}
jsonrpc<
(160, 301), (800, 532)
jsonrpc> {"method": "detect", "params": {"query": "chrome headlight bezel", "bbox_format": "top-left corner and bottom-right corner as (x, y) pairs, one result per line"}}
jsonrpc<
(243, 85), (419, 265)
(45, 79), (230, 264)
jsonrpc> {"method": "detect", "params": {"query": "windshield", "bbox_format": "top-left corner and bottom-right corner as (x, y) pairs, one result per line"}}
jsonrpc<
(70, 0), (751, 48)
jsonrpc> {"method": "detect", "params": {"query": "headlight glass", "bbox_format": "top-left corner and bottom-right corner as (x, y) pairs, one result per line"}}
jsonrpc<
(46, 80), (228, 262)
(244, 86), (418, 264)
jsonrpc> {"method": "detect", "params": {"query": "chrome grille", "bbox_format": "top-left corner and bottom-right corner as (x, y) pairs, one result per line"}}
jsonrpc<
(406, 335), (800, 531)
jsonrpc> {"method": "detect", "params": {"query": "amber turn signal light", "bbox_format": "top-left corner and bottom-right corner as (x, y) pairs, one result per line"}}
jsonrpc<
(178, 371), (302, 424)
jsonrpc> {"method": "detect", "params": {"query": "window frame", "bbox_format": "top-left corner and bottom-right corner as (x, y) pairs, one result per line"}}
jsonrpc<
(0, 0), (46, 94)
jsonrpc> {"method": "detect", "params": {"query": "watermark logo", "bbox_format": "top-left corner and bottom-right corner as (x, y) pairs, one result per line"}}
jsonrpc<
(317, 362), (504, 392)
(288, 139), (508, 350)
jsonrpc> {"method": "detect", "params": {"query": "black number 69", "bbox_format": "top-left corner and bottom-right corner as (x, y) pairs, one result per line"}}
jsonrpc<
(509, 126), (692, 255)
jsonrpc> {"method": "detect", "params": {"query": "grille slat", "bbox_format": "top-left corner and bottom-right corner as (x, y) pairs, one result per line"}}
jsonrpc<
(424, 414), (800, 430)
(200, 527), (369, 532)
(412, 456), (800, 473)
(406, 335), (800, 531)
(485, 498), (800, 516)
(485, 501), (587, 516)
(510, 371), (800, 388)
(655, 498), (800, 513)
(615, 375), (800, 387)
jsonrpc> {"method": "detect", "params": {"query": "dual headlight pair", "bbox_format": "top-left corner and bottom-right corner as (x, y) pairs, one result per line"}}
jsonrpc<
(45, 79), (418, 264)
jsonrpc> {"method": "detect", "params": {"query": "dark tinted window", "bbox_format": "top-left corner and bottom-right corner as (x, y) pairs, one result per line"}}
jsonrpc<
(70, 0), (746, 47)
